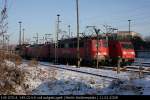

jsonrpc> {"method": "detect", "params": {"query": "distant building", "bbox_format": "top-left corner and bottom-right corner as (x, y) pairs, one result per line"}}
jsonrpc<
(117, 31), (140, 37)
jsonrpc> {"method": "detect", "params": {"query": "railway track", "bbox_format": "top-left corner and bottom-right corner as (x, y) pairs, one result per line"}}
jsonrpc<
(128, 61), (150, 75)
(23, 60), (118, 80)
(40, 61), (150, 76)
(39, 63), (118, 80)
(39, 63), (150, 81)
(23, 58), (150, 80)
(98, 66), (150, 75)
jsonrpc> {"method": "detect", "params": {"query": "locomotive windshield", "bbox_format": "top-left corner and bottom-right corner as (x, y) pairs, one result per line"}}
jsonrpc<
(95, 40), (108, 47)
(121, 43), (134, 49)
(103, 41), (108, 47)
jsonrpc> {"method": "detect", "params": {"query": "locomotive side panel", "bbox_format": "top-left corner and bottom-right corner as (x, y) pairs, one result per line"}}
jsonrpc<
(91, 39), (109, 62)
(38, 44), (51, 60)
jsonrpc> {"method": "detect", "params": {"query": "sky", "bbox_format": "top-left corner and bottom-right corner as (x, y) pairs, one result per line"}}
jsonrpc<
(1, 0), (150, 44)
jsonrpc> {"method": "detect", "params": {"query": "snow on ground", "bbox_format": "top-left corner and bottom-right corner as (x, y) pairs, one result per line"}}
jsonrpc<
(133, 52), (150, 67)
(21, 60), (150, 95)
(137, 51), (150, 58)
(3, 60), (150, 95)
(130, 58), (150, 69)
(30, 65), (111, 95)
(135, 58), (150, 63)
(19, 53), (150, 95)
(40, 62), (130, 80)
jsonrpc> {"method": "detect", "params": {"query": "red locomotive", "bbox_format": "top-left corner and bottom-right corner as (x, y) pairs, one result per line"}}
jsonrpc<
(109, 40), (135, 65)
(19, 36), (135, 66)
(49, 37), (109, 65)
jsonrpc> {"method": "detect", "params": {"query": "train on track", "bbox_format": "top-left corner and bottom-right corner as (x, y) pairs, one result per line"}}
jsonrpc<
(16, 35), (135, 66)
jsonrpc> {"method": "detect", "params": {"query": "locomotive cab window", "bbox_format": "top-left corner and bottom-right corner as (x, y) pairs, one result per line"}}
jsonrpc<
(95, 42), (101, 47)
(103, 41), (108, 47)
(69, 42), (74, 48)
(58, 43), (61, 48)
(64, 43), (69, 48)
(73, 42), (77, 48)
(58, 43), (64, 48)
(79, 41), (84, 48)
(73, 41), (84, 48)
(121, 43), (134, 49)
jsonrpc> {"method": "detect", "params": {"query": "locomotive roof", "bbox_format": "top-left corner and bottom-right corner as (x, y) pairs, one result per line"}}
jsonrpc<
(28, 43), (52, 47)
(58, 35), (106, 42)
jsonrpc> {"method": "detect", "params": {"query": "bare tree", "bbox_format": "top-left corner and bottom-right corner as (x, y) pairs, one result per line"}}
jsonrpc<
(0, 0), (8, 50)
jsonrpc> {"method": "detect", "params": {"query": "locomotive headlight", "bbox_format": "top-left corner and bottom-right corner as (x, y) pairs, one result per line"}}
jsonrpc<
(130, 52), (135, 55)
(98, 52), (101, 55)
(102, 52), (107, 55)
(123, 51), (127, 55)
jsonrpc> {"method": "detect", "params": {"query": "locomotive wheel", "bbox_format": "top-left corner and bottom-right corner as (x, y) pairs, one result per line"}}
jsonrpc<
(99, 60), (106, 66)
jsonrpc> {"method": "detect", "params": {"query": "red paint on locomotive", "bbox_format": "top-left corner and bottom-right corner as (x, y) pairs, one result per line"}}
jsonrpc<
(20, 37), (135, 65)
(109, 40), (135, 64)
(50, 38), (109, 63)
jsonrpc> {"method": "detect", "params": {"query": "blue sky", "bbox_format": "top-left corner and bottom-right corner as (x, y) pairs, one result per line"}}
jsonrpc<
(1, 0), (150, 44)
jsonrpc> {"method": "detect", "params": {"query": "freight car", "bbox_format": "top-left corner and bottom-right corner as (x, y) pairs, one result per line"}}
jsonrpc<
(25, 43), (51, 61)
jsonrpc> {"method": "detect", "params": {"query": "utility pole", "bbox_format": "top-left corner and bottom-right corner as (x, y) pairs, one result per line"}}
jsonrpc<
(95, 28), (100, 69)
(43, 36), (45, 44)
(5, 34), (9, 51)
(2, 34), (5, 49)
(86, 26), (100, 68)
(128, 20), (132, 40)
(36, 33), (38, 44)
(68, 25), (71, 38)
(18, 21), (22, 45)
(128, 20), (131, 34)
(33, 33), (39, 44)
(55, 14), (61, 64)
(22, 28), (25, 44)
(76, 0), (80, 68)
(56, 14), (60, 43)
(71, 32), (73, 37)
